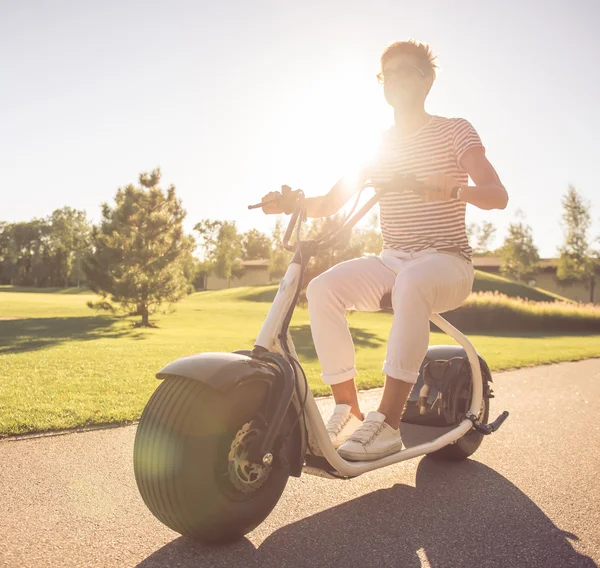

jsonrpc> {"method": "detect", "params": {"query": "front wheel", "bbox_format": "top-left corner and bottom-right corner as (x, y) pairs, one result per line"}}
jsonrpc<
(133, 377), (293, 543)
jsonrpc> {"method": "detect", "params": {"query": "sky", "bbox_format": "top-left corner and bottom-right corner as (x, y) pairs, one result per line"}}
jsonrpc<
(1, 0), (599, 258)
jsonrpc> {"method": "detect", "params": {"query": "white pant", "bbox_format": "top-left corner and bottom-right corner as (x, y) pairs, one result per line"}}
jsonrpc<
(306, 248), (475, 385)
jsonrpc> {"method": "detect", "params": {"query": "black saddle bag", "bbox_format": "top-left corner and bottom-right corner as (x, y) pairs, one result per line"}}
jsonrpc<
(401, 345), (493, 427)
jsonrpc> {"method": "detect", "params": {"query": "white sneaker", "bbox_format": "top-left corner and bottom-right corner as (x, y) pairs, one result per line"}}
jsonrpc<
(326, 404), (363, 449)
(338, 411), (403, 461)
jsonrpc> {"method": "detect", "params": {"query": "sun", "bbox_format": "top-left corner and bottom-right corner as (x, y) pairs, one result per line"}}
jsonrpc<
(260, 66), (391, 200)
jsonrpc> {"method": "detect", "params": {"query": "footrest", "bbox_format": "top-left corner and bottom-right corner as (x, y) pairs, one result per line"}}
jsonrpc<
(302, 454), (351, 480)
(466, 410), (509, 435)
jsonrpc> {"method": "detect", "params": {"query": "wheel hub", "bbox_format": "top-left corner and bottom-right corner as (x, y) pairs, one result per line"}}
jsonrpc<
(227, 422), (271, 494)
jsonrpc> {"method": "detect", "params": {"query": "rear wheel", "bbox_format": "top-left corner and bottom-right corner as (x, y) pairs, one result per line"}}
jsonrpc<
(427, 395), (489, 461)
(134, 377), (293, 543)
(427, 362), (492, 461)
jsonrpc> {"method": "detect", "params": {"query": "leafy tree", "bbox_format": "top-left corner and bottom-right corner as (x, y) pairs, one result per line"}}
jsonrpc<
(0, 222), (18, 285)
(269, 217), (292, 280)
(267, 210), (383, 284)
(189, 258), (213, 290)
(241, 228), (271, 260)
(468, 221), (497, 256)
(194, 219), (243, 283)
(556, 185), (599, 301)
(10, 220), (48, 286)
(500, 213), (540, 282)
(304, 212), (364, 283)
(0, 220), (48, 286)
(0, 210), (92, 287)
(47, 207), (92, 287)
(84, 168), (195, 327)
(359, 212), (384, 254)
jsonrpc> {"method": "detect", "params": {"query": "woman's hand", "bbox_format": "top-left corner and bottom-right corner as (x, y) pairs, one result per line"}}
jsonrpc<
(261, 185), (301, 214)
(423, 172), (462, 202)
(260, 191), (285, 214)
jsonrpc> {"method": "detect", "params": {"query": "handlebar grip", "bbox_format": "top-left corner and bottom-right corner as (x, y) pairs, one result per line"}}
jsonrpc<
(248, 197), (279, 210)
(381, 173), (439, 197)
(247, 186), (300, 212)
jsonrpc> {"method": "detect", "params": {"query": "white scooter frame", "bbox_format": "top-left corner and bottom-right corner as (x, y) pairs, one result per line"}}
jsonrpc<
(255, 264), (484, 477)
(248, 179), (504, 477)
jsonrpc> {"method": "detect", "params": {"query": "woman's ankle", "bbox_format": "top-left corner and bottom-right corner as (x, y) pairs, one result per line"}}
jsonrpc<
(351, 408), (365, 421)
(333, 401), (363, 421)
(331, 379), (362, 420)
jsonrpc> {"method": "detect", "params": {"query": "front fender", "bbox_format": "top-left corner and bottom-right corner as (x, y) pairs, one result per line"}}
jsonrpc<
(156, 352), (278, 392)
(156, 351), (307, 477)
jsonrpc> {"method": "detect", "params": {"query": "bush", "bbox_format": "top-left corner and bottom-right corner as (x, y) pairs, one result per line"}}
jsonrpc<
(440, 291), (600, 334)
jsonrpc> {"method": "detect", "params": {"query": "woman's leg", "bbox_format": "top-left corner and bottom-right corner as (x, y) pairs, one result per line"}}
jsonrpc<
(306, 255), (395, 418)
(379, 253), (475, 428)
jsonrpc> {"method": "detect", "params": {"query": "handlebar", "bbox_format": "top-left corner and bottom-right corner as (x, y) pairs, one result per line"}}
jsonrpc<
(248, 173), (439, 253)
(248, 185), (300, 213)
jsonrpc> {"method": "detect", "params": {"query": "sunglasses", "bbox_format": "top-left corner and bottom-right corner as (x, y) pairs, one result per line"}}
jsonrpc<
(377, 64), (426, 84)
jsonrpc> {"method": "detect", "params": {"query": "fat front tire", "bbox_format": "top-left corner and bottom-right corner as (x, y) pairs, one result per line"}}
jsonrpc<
(133, 377), (292, 543)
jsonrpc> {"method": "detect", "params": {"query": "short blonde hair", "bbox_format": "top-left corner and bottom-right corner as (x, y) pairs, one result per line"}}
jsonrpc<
(380, 39), (438, 80)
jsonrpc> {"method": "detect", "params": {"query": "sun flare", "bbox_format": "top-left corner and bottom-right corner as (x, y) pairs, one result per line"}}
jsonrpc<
(259, 68), (391, 200)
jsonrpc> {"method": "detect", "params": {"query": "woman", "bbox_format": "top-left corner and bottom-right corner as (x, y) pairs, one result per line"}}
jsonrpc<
(261, 39), (508, 461)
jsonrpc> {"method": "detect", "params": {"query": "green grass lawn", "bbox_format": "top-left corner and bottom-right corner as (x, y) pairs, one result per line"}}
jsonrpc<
(1, 285), (599, 437)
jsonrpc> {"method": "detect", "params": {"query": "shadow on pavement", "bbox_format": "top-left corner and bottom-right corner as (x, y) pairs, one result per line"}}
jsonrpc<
(136, 458), (596, 568)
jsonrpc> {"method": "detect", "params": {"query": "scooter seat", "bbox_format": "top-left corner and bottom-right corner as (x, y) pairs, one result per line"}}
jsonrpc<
(380, 292), (393, 312)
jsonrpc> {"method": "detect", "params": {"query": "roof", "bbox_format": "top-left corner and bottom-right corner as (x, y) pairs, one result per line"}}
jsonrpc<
(240, 259), (270, 267)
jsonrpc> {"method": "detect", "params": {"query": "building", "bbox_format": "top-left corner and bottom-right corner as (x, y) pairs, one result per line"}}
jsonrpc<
(204, 259), (271, 290)
(473, 257), (596, 303)
(201, 256), (596, 303)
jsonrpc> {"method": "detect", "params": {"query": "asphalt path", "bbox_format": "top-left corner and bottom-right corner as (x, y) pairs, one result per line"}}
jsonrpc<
(1, 358), (599, 568)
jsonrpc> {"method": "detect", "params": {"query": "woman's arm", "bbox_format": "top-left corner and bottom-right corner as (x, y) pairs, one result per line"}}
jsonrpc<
(263, 166), (371, 218)
(423, 147), (508, 211)
(305, 166), (371, 217)
(457, 147), (508, 210)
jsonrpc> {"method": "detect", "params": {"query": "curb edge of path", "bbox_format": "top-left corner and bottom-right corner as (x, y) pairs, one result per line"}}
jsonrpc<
(3, 357), (598, 443)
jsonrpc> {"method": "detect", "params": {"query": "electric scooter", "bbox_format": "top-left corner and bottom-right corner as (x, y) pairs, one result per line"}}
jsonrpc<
(133, 174), (508, 544)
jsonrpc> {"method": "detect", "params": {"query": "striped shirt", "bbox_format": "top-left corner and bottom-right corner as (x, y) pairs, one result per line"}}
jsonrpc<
(367, 115), (485, 263)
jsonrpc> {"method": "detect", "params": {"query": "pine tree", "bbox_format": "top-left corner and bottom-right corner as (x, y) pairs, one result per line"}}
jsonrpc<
(84, 168), (195, 327)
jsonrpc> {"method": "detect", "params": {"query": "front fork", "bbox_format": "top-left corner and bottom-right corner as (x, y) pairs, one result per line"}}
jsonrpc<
(245, 254), (308, 465)
(254, 260), (302, 354)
